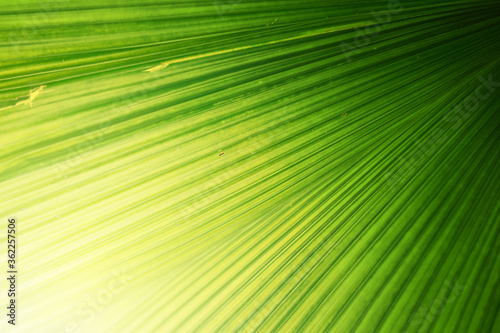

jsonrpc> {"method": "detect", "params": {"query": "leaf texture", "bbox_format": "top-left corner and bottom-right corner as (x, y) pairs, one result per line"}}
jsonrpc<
(0, 0), (499, 332)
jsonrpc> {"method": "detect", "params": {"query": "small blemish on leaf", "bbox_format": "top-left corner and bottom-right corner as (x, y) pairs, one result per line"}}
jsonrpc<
(0, 85), (51, 111)
(219, 152), (225, 157)
(145, 62), (169, 72)
(341, 112), (347, 117)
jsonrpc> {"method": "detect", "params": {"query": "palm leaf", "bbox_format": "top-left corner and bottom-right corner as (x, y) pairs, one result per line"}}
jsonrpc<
(1, 0), (499, 332)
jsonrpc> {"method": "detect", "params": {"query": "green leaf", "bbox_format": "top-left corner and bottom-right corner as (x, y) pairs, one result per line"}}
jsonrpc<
(1, 0), (499, 332)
